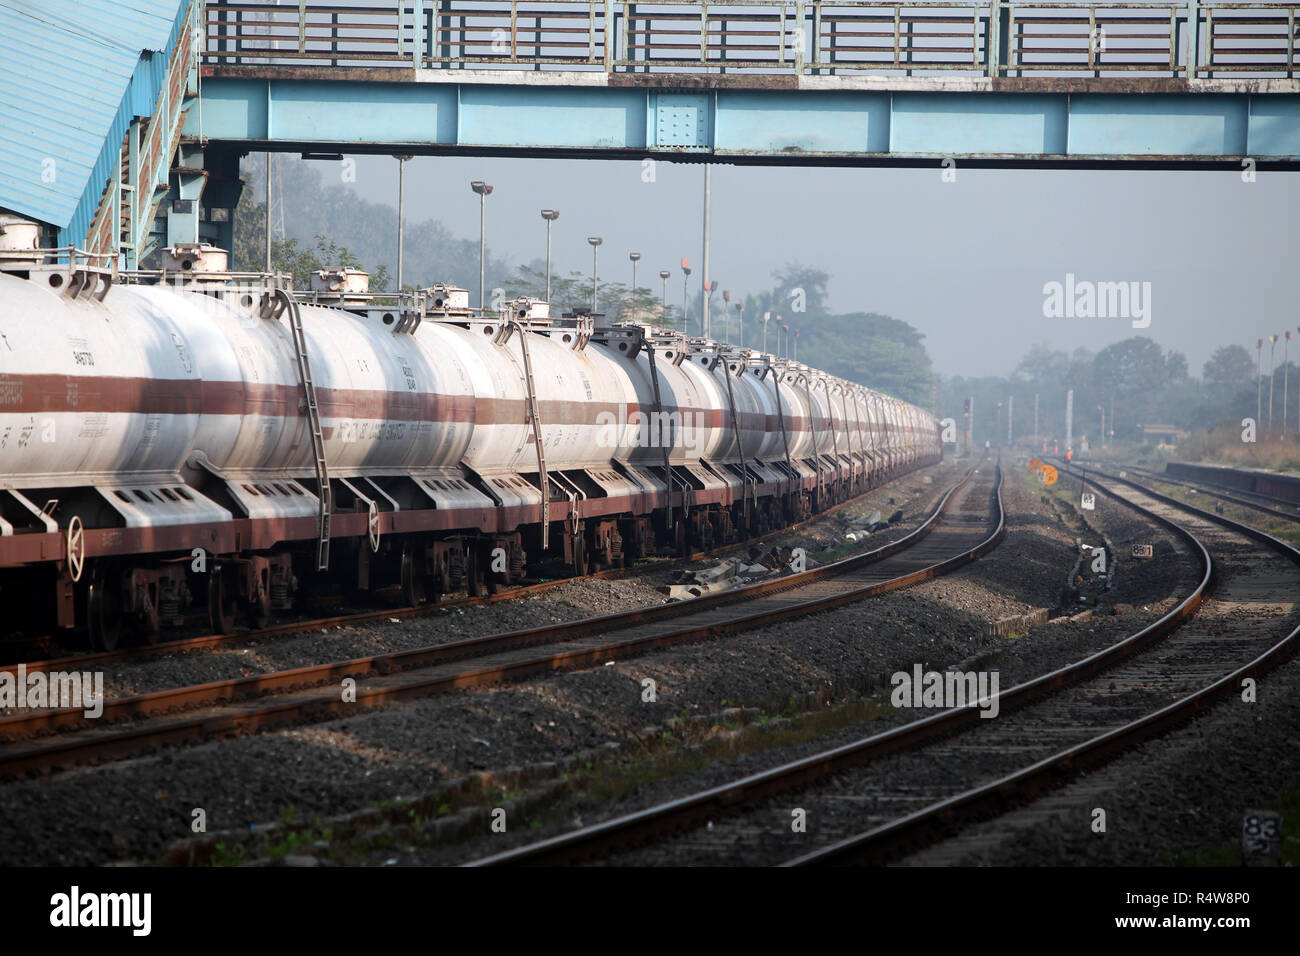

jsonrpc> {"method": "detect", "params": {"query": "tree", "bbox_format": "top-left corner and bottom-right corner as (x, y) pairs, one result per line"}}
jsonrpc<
(1203, 345), (1255, 392)
(795, 312), (935, 407)
(772, 262), (830, 319)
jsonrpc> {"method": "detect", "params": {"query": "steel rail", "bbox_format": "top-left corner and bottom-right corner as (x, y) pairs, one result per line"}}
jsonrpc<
(1, 457), (946, 678)
(1101, 463), (1300, 523)
(785, 463), (1300, 865)
(0, 463), (984, 775)
(462, 462), (1235, 867)
(465, 462), (1009, 866)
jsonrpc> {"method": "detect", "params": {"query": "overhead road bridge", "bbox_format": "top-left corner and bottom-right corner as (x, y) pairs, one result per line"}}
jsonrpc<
(191, 0), (1300, 172)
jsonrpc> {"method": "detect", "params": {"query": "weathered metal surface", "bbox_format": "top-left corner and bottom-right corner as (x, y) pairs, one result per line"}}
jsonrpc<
(200, 0), (1300, 78)
(189, 70), (1300, 164)
(0, 0), (192, 249)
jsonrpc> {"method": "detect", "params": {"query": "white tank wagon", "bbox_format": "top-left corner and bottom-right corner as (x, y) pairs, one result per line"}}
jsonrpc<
(0, 243), (942, 649)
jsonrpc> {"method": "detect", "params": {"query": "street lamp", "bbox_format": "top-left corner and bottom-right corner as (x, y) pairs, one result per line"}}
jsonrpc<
(722, 290), (731, 344)
(780, 322), (789, 359)
(1269, 333), (1279, 434)
(587, 237), (602, 312)
(735, 302), (744, 349)
(681, 259), (692, 334)
(659, 270), (671, 328)
(1257, 338), (1264, 426)
(762, 312), (771, 354)
(705, 281), (718, 339)
(540, 209), (559, 304)
(629, 252), (641, 298)
(470, 181), (493, 310)
(1284, 330), (1293, 438)
(793, 327), (799, 362)
(395, 154), (413, 293)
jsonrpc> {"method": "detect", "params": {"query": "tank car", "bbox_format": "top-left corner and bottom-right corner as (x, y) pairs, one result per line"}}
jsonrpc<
(0, 239), (942, 649)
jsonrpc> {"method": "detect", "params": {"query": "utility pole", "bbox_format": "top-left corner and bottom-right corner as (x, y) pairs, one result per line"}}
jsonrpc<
(540, 209), (559, 304)
(395, 155), (413, 292)
(1268, 334), (1279, 435)
(1007, 395), (1013, 443)
(1257, 338), (1264, 426)
(1284, 330), (1292, 437)
(681, 261), (691, 334)
(264, 152), (272, 272)
(969, 394), (976, 452)
(1066, 389), (1074, 453)
(659, 270), (671, 328)
(701, 165), (712, 339)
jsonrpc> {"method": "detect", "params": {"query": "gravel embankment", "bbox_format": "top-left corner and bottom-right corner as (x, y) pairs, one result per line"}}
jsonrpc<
(90, 461), (1196, 868)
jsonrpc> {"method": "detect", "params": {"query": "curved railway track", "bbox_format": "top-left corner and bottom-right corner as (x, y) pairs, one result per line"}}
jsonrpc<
(1097, 462), (1300, 524)
(2, 461), (957, 675)
(466, 466), (1299, 866)
(0, 463), (1004, 779)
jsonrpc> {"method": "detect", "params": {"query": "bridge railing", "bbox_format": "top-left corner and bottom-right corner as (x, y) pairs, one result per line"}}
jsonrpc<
(201, 1), (1300, 77)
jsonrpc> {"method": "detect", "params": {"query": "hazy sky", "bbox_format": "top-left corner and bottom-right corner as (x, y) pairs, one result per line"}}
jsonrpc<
(335, 153), (1298, 378)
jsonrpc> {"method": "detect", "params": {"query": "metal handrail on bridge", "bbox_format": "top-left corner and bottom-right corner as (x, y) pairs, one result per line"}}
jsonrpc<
(201, 1), (1300, 78)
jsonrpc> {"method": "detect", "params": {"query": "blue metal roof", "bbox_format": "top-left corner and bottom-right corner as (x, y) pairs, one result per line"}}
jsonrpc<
(0, 0), (187, 233)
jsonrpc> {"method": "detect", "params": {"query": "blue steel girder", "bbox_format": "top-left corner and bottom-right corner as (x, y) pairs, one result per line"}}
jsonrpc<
(188, 70), (1300, 168)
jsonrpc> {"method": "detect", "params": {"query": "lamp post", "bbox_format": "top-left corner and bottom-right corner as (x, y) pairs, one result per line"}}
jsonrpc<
(540, 209), (559, 304)
(702, 164), (712, 338)
(1284, 330), (1292, 438)
(1098, 404), (1105, 450)
(659, 270), (671, 328)
(780, 320), (788, 358)
(722, 289), (731, 343)
(681, 259), (691, 334)
(1257, 338), (1264, 426)
(1269, 333), (1279, 434)
(470, 181), (493, 310)
(704, 281), (718, 339)
(264, 152), (273, 272)
(762, 312), (771, 353)
(395, 155), (413, 292)
(735, 302), (744, 349)
(793, 327), (799, 362)
(587, 237), (602, 312)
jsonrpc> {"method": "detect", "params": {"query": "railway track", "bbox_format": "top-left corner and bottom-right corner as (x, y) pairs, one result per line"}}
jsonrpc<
(1095, 462), (1300, 524)
(0, 463), (1003, 779)
(466, 466), (1299, 866)
(2, 462), (957, 676)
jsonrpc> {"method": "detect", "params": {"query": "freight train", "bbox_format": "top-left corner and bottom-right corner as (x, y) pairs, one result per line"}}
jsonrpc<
(0, 236), (942, 650)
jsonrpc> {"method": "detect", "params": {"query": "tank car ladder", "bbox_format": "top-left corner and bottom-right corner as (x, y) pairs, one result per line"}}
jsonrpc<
(511, 321), (551, 549)
(278, 290), (332, 570)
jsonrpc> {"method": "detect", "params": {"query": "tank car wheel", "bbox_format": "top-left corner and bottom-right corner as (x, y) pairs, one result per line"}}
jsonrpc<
(208, 566), (238, 634)
(85, 565), (122, 652)
(400, 545), (426, 607)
